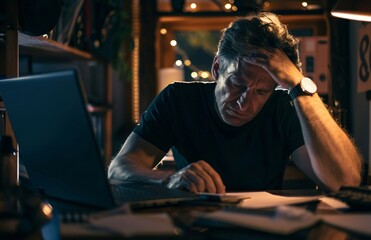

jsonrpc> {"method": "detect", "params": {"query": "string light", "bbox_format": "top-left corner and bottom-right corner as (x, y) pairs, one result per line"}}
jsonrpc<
(191, 72), (198, 79)
(190, 3), (197, 9)
(302, 2), (308, 8)
(170, 40), (177, 46)
(224, 3), (232, 10)
(171, 43), (213, 81)
(175, 60), (183, 67)
(184, 59), (191, 66)
(200, 71), (210, 79)
(160, 28), (167, 35)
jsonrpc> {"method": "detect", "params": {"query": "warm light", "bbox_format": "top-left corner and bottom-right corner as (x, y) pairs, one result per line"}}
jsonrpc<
(232, 6), (238, 11)
(302, 2), (308, 8)
(41, 203), (53, 219)
(224, 3), (232, 10)
(94, 40), (100, 48)
(191, 72), (198, 79)
(132, 0), (140, 123)
(170, 40), (177, 46)
(175, 60), (183, 66)
(184, 59), (191, 66)
(190, 3), (197, 9)
(160, 28), (167, 35)
(331, 0), (371, 22)
(200, 71), (210, 79)
(331, 12), (371, 22)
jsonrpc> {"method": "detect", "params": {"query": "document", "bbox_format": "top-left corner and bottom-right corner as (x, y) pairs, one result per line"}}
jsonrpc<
(198, 192), (251, 203)
(197, 205), (320, 235)
(237, 191), (321, 209)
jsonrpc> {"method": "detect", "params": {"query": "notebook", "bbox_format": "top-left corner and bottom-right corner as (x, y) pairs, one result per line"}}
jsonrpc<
(0, 70), (198, 209)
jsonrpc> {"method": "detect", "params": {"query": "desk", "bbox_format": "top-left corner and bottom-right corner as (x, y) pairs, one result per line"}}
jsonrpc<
(39, 190), (370, 240)
(2, 189), (369, 239)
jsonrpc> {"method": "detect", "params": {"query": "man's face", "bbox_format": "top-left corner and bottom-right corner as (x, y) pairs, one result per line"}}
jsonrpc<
(213, 58), (277, 127)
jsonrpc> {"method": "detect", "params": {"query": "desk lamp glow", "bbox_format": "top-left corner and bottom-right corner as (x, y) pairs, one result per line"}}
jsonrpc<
(331, 0), (371, 22)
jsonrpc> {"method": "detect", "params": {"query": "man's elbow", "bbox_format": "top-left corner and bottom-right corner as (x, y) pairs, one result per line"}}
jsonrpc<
(342, 171), (362, 187)
(326, 171), (362, 193)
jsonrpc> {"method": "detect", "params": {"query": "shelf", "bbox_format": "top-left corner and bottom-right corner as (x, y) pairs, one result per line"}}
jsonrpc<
(19, 32), (95, 60)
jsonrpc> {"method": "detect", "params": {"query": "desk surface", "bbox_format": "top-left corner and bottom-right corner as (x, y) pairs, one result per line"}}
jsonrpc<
(2, 189), (369, 240)
(40, 189), (370, 240)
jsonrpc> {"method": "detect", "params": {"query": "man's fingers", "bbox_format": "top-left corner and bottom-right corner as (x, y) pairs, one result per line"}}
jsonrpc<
(167, 160), (226, 194)
(189, 160), (225, 193)
(187, 163), (216, 193)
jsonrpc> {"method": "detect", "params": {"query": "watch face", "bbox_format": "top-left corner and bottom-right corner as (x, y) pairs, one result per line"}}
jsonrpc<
(301, 77), (317, 94)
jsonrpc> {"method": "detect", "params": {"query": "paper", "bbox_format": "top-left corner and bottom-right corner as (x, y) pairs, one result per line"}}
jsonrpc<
(198, 192), (251, 203)
(197, 206), (320, 235)
(318, 197), (350, 210)
(322, 214), (371, 236)
(88, 213), (180, 237)
(237, 192), (321, 209)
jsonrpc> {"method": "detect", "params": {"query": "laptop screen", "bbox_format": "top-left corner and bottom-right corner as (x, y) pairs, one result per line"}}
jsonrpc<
(0, 70), (115, 209)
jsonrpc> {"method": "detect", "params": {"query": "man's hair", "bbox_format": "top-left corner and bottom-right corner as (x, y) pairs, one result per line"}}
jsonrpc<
(217, 11), (301, 72)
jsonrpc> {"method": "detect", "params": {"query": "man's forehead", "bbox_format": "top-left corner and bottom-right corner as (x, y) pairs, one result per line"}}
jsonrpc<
(224, 59), (261, 74)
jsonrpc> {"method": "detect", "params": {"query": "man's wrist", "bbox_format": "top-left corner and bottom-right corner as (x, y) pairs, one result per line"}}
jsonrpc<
(289, 77), (317, 100)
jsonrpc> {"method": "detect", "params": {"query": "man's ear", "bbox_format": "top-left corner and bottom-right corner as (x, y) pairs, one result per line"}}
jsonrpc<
(211, 56), (220, 80)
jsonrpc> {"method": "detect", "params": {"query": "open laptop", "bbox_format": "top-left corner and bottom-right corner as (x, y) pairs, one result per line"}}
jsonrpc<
(0, 70), (199, 210)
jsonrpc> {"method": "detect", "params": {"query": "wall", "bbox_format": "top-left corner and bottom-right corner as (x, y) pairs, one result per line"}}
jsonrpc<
(350, 21), (370, 179)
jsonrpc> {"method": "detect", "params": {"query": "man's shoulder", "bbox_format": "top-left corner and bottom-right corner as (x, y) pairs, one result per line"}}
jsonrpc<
(170, 81), (216, 91)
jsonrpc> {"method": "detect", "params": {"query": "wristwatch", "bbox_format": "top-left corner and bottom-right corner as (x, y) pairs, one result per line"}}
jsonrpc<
(289, 77), (317, 100)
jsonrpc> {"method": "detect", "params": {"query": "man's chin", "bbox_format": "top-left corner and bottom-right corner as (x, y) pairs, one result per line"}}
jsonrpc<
(223, 115), (250, 127)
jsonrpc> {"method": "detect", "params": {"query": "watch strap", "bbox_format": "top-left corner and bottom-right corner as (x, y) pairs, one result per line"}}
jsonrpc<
(289, 77), (316, 100)
(289, 84), (303, 100)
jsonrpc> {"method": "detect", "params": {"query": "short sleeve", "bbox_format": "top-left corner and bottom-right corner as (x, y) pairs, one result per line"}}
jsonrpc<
(133, 84), (176, 152)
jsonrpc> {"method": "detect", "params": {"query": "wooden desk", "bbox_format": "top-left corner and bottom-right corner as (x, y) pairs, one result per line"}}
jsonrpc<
(2, 189), (370, 239)
(53, 190), (370, 240)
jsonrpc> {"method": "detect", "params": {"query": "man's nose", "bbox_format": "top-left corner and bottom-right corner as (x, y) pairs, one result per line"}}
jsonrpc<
(237, 90), (249, 111)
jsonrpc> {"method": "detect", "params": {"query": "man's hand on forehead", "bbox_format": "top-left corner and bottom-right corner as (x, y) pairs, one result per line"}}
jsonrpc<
(242, 48), (302, 89)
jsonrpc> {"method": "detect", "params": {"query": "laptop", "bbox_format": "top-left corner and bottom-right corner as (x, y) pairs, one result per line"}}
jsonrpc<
(0, 70), (199, 210)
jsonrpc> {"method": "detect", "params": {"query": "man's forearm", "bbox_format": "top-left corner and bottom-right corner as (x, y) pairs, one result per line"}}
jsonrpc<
(294, 94), (363, 191)
(107, 157), (175, 185)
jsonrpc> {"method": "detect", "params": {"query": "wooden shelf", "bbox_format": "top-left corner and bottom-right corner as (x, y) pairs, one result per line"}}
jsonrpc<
(15, 32), (113, 165)
(19, 32), (95, 60)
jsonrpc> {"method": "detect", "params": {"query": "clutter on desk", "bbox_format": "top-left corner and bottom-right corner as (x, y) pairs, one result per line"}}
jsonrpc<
(237, 191), (322, 209)
(327, 186), (371, 210)
(88, 211), (181, 237)
(0, 135), (53, 238)
(0, 185), (53, 238)
(195, 205), (320, 235)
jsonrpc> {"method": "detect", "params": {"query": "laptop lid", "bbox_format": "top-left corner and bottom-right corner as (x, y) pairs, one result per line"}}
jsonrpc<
(0, 70), (115, 209)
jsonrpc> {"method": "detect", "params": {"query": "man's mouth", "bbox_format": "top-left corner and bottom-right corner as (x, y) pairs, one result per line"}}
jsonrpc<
(226, 106), (245, 117)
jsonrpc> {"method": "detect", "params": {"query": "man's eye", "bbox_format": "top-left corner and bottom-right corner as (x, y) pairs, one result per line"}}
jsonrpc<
(231, 82), (241, 88)
(229, 81), (243, 89)
(257, 90), (270, 95)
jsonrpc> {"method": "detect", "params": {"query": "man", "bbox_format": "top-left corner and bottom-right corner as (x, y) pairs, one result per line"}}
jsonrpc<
(108, 12), (362, 194)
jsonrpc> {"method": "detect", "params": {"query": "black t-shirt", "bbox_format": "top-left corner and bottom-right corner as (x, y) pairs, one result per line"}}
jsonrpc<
(134, 82), (304, 191)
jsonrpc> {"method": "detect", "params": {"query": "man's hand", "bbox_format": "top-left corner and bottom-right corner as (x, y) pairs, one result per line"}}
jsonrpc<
(166, 160), (226, 194)
(243, 48), (303, 89)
